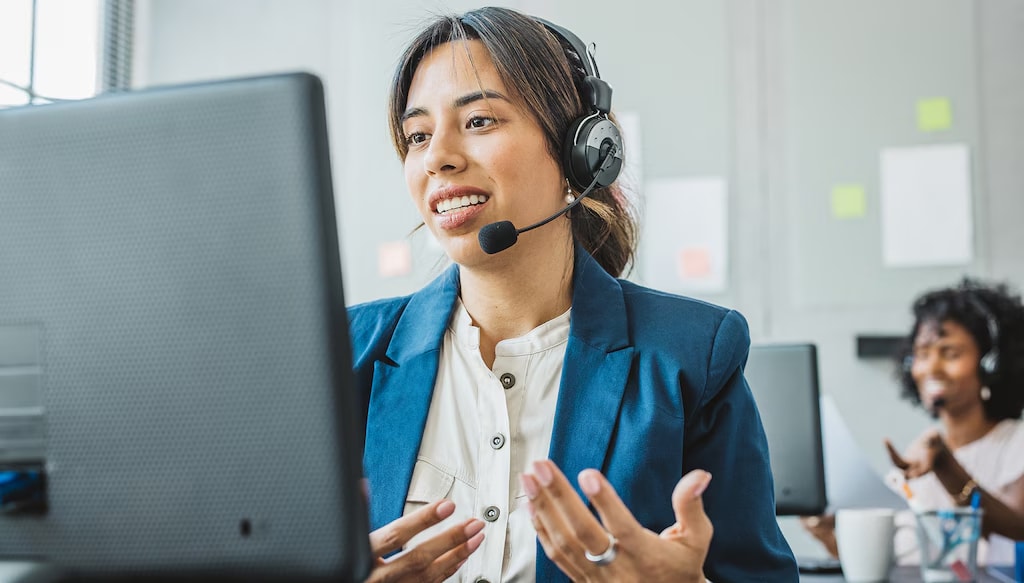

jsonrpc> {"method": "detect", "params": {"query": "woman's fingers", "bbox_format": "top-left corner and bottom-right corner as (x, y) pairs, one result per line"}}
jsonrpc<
(369, 518), (485, 583)
(799, 513), (835, 531)
(667, 470), (713, 544)
(524, 460), (614, 558)
(800, 514), (839, 558)
(369, 499), (455, 557)
(885, 439), (910, 470)
(525, 460), (710, 582)
(399, 520), (485, 581)
(406, 518), (485, 562)
(528, 499), (588, 581)
(577, 468), (642, 540)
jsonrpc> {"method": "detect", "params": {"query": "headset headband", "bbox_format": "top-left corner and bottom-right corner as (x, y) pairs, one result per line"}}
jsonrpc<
(531, 17), (601, 80)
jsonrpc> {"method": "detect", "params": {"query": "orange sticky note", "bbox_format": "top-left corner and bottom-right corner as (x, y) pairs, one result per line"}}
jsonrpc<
(377, 240), (412, 277)
(677, 247), (712, 279)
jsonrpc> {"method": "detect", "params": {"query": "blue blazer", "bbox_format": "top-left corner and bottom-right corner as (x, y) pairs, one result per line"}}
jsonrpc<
(348, 249), (798, 582)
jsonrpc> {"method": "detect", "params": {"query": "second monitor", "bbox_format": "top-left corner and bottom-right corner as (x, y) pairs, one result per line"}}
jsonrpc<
(745, 343), (828, 516)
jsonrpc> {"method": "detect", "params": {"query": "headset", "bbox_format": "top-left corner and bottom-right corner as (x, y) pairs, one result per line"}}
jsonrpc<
(532, 17), (624, 193)
(965, 293), (1001, 384)
(477, 16), (626, 254)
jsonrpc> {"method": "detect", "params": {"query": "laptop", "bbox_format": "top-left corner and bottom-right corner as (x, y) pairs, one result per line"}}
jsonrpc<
(0, 73), (372, 581)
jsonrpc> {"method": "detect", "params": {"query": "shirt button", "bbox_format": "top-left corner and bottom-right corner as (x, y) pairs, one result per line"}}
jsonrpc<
(499, 373), (516, 389)
(483, 505), (500, 522)
(490, 433), (506, 449)
(475, 579), (491, 583)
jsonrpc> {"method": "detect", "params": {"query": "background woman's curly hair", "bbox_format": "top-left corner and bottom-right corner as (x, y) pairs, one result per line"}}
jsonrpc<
(896, 277), (1024, 421)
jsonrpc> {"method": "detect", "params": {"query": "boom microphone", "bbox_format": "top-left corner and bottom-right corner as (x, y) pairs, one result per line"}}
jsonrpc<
(478, 144), (618, 255)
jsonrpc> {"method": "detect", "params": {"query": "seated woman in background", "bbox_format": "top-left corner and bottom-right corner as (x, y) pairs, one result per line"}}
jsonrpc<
(804, 278), (1024, 565)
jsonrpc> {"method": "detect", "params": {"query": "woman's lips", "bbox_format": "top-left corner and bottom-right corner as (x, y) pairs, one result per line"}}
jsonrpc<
(922, 379), (946, 403)
(428, 186), (491, 231)
(434, 200), (489, 230)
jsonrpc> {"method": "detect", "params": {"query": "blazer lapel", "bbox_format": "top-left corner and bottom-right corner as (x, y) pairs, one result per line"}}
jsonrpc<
(548, 342), (634, 484)
(547, 249), (634, 493)
(539, 249), (634, 582)
(363, 265), (460, 530)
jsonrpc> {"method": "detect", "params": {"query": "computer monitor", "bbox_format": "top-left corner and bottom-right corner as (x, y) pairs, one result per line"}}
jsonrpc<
(745, 343), (828, 516)
(0, 73), (372, 581)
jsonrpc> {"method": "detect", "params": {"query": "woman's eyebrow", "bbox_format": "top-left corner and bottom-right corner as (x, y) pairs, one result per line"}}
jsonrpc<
(453, 89), (509, 108)
(400, 106), (427, 124)
(401, 89), (510, 123)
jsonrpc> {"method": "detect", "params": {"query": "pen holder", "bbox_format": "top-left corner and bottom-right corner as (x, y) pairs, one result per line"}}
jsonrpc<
(914, 507), (983, 582)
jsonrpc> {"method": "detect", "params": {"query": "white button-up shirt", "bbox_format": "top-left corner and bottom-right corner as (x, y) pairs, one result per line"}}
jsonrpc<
(402, 300), (569, 582)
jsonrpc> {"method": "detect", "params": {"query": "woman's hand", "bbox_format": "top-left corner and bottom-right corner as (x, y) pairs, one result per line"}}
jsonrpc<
(365, 499), (485, 583)
(521, 459), (712, 583)
(885, 429), (951, 480)
(799, 514), (838, 558)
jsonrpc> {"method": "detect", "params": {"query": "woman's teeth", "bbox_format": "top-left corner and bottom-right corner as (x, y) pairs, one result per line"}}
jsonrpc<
(436, 194), (488, 214)
(923, 379), (945, 396)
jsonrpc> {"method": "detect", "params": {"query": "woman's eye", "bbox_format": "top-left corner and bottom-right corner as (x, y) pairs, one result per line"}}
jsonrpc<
(405, 132), (429, 146)
(467, 116), (496, 129)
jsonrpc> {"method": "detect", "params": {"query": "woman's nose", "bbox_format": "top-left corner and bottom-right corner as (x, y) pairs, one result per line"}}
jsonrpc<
(914, 353), (940, 376)
(423, 130), (467, 176)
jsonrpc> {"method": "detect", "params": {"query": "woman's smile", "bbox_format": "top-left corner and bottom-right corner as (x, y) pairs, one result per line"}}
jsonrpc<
(429, 185), (491, 230)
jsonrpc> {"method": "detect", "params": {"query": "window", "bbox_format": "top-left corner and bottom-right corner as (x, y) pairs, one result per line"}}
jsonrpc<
(0, 0), (131, 108)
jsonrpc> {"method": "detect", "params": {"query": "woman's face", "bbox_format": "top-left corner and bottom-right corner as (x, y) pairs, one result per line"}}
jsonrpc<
(401, 40), (566, 267)
(910, 318), (985, 414)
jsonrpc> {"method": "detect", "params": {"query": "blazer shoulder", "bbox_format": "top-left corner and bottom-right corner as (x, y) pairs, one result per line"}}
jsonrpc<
(618, 281), (750, 381)
(619, 280), (748, 341)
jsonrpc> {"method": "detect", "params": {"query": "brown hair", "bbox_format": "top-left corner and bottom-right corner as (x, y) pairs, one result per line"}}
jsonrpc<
(387, 7), (638, 277)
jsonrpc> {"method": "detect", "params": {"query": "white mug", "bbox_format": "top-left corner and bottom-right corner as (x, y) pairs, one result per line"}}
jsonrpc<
(836, 508), (896, 582)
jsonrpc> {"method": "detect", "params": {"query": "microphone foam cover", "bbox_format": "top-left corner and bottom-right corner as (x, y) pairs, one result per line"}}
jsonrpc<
(478, 221), (518, 254)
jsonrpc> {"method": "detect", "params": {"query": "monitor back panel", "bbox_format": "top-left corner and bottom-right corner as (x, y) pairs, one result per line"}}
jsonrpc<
(745, 343), (828, 516)
(0, 74), (370, 581)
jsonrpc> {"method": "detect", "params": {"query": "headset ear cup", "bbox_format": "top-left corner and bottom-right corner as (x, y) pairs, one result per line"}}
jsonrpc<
(562, 115), (623, 192)
(902, 355), (916, 391)
(979, 351), (999, 386)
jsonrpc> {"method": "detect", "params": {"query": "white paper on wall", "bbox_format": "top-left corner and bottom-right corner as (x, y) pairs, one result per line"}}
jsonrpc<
(640, 177), (728, 293)
(880, 144), (973, 267)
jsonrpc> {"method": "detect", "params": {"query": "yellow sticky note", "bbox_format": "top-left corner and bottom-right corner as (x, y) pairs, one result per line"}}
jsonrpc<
(377, 240), (412, 277)
(917, 98), (952, 131)
(831, 185), (866, 219)
(677, 247), (712, 279)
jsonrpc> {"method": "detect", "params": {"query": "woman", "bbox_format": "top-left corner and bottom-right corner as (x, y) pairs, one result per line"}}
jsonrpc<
(349, 7), (797, 581)
(803, 279), (1024, 565)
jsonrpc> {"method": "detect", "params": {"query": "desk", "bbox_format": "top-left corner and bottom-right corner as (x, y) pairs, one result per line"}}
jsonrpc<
(801, 565), (1003, 582)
